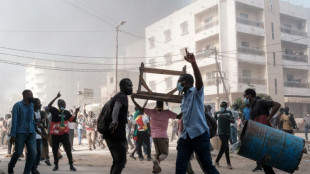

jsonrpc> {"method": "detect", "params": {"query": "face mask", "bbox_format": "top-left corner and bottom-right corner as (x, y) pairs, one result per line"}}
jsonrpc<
(60, 107), (65, 111)
(243, 98), (249, 105)
(177, 83), (184, 92)
(220, 107), (225, 112)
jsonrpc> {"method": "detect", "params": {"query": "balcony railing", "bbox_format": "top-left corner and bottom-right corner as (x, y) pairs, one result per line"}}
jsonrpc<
(238, 46), (265, 56)
(239, 77), (266, 85)
(282, 54), (308, 63)
(236, 17), (264, 28)
(280, 27), (307, 37)
(284, 81), (310, 88)
(195, 20), (219, 33)
(196, 49), (215, 59)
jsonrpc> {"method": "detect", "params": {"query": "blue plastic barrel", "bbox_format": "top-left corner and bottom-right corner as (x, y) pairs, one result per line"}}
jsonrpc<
(238, 120), (304, 173)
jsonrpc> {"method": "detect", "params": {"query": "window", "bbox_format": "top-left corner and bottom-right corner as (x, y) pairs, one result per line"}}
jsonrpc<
(270, 0), (273, 11)
(164, 53), (172, 65)
(271, 22), (274, 40)
(243, 69), (251, 79)
(285, 49), (293, 55)
(241, 41), (249, 47)
(206, 71), (217, 85)
(240, 13), (248, 19)
(287, 74), (294, 81)
(180, 21), (189, 35)
(283, 24), (291, 29)
(149, 36), (155, 49)
(165, 77), (172, 89)
(274, 78), (277, 95)
(149, 81), (156, 91)
(273, 52), (276, 67)
(164, 30), (171, 42)
(204, 17), (213, 24)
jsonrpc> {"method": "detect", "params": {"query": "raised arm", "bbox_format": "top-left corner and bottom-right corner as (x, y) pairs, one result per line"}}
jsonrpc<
(48, 92), (61, 108)
(184, 48), (203, 90)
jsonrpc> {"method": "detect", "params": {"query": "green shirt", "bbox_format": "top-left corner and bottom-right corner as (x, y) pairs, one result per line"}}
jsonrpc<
(214, 110), (234, 135)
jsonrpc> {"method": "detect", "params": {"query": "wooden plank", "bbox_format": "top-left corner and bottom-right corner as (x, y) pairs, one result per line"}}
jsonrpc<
(141, 67), (185, 76)
(137, 63), (144, 92)
(140, 77), (153, 95)
(131, 93), (182, 103)
(167, 88), (178, 96)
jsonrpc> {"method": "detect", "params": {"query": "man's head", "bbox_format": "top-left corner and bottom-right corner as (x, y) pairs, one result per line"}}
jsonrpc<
(33, 98), (42, 111)
(279, 108), (285, 114)
(88, 111), (94, 117)
(120, 78), (133, 95)
(220, 102), (228, 112)
(22, 89), (34, 103)
(284, 107), (289, 114)
(57, 99), (66, 110)
(156, 100), (164, 111)
(243, 88), (256, 105)
(233, 104), (239, 111)
(177, 74), (194, 93)
(5, 114), (11, 120)
(204, 105), (212, 112)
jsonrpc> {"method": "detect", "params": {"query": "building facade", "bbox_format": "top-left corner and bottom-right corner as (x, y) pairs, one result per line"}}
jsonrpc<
(145, 0), (310, 117)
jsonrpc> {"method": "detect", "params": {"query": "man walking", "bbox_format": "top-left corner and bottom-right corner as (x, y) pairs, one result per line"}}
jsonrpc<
(84, 108), (97, 151)
(48, 92), (79, 172)
(303, 113), (310, 140)
(105, 78), (133, 174)
(230, 105), (239, 144)
(8, 90), (36, 174)
(214, 101), (235, 169)
(175, 48), (219, 174)
(243, 88), (281, 173)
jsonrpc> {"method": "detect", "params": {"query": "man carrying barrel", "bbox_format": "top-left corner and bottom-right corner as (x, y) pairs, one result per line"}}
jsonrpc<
(243, 88), (281, 174)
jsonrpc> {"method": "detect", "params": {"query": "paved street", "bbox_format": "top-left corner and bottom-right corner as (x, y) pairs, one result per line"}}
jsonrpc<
(0, 134), (309, 174)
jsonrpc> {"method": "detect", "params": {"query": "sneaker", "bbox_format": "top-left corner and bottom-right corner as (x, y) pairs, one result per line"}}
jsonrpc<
(252, 166), (262, 172)
(147, 157), (152, 161)
(52, 165), (58, 171)
(129, 154), (136, 160)
(33, 169), (40, 174)
(58, 155), (63, 160)
(8, 164), (14, 174)
(45, 159), (51, 166)
(70, 165), (77, 171)
(5, 154), (12, 157)
(215, 161), (220, 168)
(89, 148), (92, 151)
(139, 157), (144, 161)
(227, 163), (233, 170)
(153, 160), (161, 173)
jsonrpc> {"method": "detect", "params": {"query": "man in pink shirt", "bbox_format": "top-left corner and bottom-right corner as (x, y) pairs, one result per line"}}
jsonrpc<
(132, 99), (181, 173)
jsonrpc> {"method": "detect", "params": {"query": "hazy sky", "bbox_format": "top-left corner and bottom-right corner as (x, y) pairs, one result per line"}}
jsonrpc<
(0, 0), (309, 115)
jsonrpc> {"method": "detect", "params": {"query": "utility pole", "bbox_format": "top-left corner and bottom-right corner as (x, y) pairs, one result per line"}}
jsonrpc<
(216, 70), (220, 110)
(214, 48), (231, 107)
(115, 21), (126, 94)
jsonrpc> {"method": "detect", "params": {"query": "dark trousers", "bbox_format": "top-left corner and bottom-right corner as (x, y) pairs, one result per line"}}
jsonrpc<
(216, 134), (231, 164)
(8, 133), (37, 174)
(257, 162), (275, 174)
(136, 131), (151, 158)
(176, 131), (219, 174)
(41, 137), (49, 160)
(51, 134), (73, 166)
(7, 137), (12, 154)
(69, 129), (74, 148)
(106, 139), (127, 174)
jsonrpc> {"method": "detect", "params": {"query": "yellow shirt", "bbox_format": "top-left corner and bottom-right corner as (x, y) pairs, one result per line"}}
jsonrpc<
(280, 114), (293, 131)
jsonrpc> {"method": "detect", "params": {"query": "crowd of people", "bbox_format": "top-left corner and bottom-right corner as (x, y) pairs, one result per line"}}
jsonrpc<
(0, 49), (309, 174)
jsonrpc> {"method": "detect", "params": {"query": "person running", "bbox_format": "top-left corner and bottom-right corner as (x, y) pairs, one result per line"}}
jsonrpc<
(84, 106), (97, 151)
(243, 88), (281, 174)
(8, 90), (36, 174)
(48, 92), (79, 172)
(105, 78), (133, 174)
(214, 101), (235, 169)
(175, 48), (219, 174)
(132, 100), (181, 173)
(279, 108), (295, 134)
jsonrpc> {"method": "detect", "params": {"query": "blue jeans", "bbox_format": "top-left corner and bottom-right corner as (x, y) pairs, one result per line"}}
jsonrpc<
(305, 126), (309, 140)
(9, 133), (37, 174)
(78, 129), (83, 145)
(176, 131), (219, 174)
(230, 126), (237, 144)
(33, 139), (42, 171)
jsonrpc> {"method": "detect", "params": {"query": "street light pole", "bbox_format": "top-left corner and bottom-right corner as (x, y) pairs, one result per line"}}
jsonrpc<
(115, 21), (126, 94)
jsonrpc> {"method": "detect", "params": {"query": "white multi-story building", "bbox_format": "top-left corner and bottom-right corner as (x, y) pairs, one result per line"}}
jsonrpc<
(26, 61), (105, 108)
(145, 0), (310, 117)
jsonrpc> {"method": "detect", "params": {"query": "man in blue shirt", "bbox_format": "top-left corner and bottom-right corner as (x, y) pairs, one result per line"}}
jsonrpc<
(243, 103), (251, 121)
(175, 49), (219, 174)
(8, 90), (37, 174)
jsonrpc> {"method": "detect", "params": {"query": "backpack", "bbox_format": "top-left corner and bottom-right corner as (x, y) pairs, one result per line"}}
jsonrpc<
(205, 113), (217, 138)
(97, 93), (120, 138)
